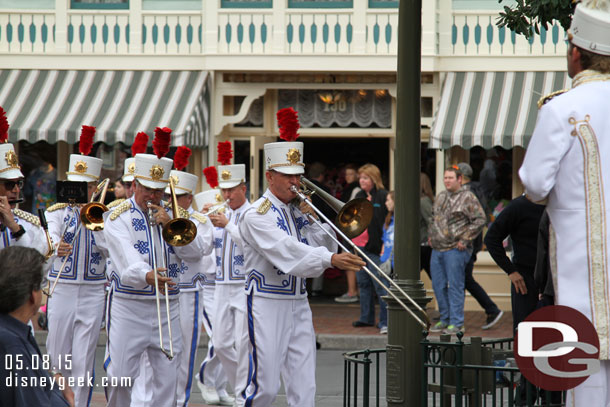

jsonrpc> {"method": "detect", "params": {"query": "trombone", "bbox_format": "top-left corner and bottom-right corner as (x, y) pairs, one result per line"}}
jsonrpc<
(80, 178), (110, 231)
(147, 200), (174, 360)
(162, 177), (197, 246)
(292, 177), (430, 329)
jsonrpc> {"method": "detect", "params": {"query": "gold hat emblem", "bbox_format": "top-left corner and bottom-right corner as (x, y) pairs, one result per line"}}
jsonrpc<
(170, 174), (180, 186)
(221, 170), (231, 180)
(215, 193), (222, 203)
(286, 148), (301, 165)
(5, 150), (18, 168)
(150, 165), (165, 181)
(127, 163), (135, 174)
(74, 160), (88, 174)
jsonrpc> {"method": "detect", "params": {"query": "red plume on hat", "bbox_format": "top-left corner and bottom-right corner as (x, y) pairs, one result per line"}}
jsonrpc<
(203, 166), (219, 189)
(217, 141), (233, 165)
(174, 146), (192, 171)
(79, 125), (96, 156)
(153, 127), (172, 159)
(132, 132), (149, 156)
(0, 107), (9, 143)
(276, 107), (300, 141)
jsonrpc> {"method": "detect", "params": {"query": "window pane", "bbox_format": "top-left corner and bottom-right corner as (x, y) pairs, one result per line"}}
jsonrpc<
(71, 0), (129, 9)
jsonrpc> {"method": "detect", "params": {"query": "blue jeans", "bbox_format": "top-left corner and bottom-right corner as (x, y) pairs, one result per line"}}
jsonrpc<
(355, 250), (388, 328)
(430, 248), (470, 327)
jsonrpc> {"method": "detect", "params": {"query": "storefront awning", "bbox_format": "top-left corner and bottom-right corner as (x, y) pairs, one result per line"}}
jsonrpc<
(429, 71), (571, 150)
(0, 70), (210, 148)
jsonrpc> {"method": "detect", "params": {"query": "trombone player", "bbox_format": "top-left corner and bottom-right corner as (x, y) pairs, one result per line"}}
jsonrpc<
(44, 127), (108, 407)
(103, 149), (214, 407)
(238, 136), (366, 406)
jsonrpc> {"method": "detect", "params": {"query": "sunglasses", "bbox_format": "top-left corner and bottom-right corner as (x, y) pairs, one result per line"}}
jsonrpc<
(2, 179), (24, 190)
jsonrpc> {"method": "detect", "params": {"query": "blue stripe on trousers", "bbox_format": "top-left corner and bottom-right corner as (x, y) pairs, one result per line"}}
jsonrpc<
(244, 292), (259, 406)
(183, 291), (200, 406)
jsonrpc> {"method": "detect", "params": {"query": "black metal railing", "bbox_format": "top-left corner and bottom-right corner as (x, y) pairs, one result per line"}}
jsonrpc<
(343, 335), (565, 407)
(343, 348), (385, 407)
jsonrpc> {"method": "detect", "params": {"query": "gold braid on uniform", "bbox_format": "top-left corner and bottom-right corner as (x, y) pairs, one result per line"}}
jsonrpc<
(107, 198), (125, 209)
(13, 209), (41, 227)
(110, 200), (132, 221)
(537, 89), (568, 109)
(257, 198), (271, 214)
(177, 207), (190, 219)
(190, 211), (208, 224)
(46, 203), (69, 212)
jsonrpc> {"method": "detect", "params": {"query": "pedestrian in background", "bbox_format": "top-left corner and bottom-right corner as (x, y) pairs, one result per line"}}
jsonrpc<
(457, 162), (504, 329)
(428, 166), (485, 335)
(420, 172), (434, 277)
(351, 163), (389, 334)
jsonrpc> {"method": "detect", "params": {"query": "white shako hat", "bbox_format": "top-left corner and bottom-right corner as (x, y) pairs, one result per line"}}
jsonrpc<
(134, 154), (173, 189)
(166, 170), (198, 196)
(570, 0), (610, 56)
(0, 143), (24, 179)
(194, 189), (224, 212)
(67, 125), (102, 182)
(264, 142), (305, 175)
(122, 157), (135, 182)
(218, 164), (246, 189)
(0, 107), (23, 179)
(266, 107), (304, 175)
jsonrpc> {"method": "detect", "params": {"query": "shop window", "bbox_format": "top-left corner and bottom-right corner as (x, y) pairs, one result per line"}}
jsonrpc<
(368, 0), (398, 8)
(18, 141), (57, 214)
(221, 0), (272, 8)
(288, 0), (353, 8)
(421, 97), (433, 118)
(71, 0), (129, 9)
(278, 89), (391, 128)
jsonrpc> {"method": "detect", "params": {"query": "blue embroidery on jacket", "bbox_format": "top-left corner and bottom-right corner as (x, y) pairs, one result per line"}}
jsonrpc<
(132, 218), (146, 231)
(134, 240), (149, 254)
(167, 263), (180, 278)
(90, 252), (102, 265)
(214, 238), (223, 249)
(216, 256), (221, 267)
(63, 232), (75, 244)
(233, 255), (244, 266)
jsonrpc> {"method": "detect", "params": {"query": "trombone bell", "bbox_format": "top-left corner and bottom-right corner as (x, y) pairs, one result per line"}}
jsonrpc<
(163, 219), (197, 247)
(80, 202), (109, 232)
(336, 198), (373, 239)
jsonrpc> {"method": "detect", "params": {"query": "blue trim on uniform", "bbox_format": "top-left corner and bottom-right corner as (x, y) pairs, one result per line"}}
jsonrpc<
(244, 292), (259, 406)
(103, 289), (113, 371)
(183, 291), (200, 406)
(199, 306), (214, 384)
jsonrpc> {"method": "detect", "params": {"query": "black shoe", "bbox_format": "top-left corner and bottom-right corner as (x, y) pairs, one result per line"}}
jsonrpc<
(482, 310), (504, 330)
(352, 321), (375, 327)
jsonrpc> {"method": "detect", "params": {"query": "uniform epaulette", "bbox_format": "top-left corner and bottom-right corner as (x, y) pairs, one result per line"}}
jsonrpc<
(13, 209), (41, 227)
(107, 198), (125, 209)
(257, 198), (271, 215)
(537, 89), (568, 109)
(190, 211), (208, 224)
(46, 203), (69, 212)
(110, 200), (132, 221)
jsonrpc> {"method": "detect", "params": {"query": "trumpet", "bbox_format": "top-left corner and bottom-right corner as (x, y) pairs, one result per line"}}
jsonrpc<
(291, 178), (430, 329)
(147, 200), (174, 360)
(204, 199), (230, 216)
(80, 178), (110, 231)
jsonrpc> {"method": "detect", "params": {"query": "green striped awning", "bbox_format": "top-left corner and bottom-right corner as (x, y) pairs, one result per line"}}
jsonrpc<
(429, 72), (571, 149)
(0, 70), (210, 148)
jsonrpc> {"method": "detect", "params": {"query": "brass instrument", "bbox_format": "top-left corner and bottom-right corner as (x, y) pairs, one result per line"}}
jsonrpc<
(45, 221), (78, 297)
(204, 199), (230, 216)
(292, 178), (430, 329)
(162, 177), (197, 246)
(147, 200), (174, 360)
(80, 178), (110, 231)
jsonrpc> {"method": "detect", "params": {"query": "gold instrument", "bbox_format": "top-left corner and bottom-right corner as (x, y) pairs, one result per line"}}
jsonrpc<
(162, 177), (197, 246)
(45, 219), (78, 297)
(204, 199), (230, 216)
(80, 178), (110, 231)
(292, 177), (430, 329)
(147, 199), (174, 360)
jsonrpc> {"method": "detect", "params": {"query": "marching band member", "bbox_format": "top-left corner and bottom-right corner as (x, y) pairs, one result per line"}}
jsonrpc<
(0, 107), (47, 255)
(207, 142), (250, 404)
(167, 147), (221, 407)
(103, 128), (213, 407)
(194, 172), (232, 406)
(45, 125), (108, 406)
(237, 109), (365, 406)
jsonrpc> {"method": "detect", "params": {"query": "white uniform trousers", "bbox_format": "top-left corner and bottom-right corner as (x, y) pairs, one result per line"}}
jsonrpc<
(213, 283), (249, 393)
(129, 353), (152, 407)
(242, 294), (316, 407)
(105, 294), (183, 407)
(46, 283), (105, 407)
(567, 360), (610, 407)
(198, 284), (229, 391)
(176, 289), (204, 406)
